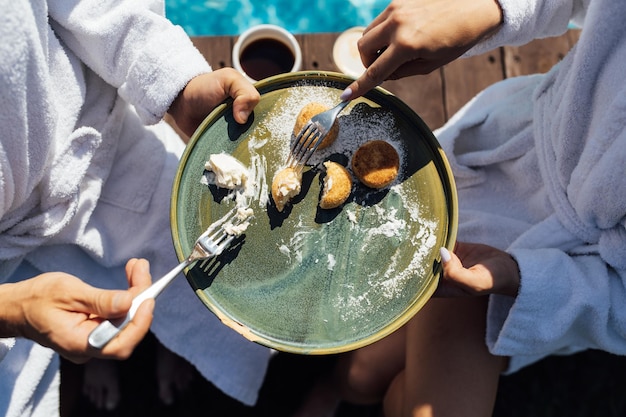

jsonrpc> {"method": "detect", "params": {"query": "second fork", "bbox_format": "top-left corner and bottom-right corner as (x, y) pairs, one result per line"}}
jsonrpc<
(88, 207), (250, 349)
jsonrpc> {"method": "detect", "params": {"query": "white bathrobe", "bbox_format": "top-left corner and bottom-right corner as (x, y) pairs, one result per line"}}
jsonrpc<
(0, 0), (271, 415)
(437, 0), (626, 372)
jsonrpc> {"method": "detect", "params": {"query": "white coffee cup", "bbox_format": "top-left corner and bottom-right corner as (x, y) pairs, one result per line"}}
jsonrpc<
(232, 24), (302, 83)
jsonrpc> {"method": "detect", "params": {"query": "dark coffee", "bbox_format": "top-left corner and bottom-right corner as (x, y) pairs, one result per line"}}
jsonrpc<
(239, 38), (295, 81)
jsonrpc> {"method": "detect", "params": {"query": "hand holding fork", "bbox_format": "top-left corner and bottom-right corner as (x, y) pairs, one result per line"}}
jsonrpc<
(88, 207), (250, 349)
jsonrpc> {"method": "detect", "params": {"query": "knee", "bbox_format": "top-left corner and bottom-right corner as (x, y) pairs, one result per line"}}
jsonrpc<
(337, 355), (390, 404)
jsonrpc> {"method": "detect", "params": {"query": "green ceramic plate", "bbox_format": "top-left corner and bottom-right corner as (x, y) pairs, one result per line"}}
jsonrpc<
(171, 71), (457, 354)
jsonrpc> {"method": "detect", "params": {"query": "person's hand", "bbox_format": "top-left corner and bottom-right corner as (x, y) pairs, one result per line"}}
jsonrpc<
(341, 0), (503, 100)
(168, 68), (261, 139)
(0, 258), (154, 363)
(435, 242), (520, 298)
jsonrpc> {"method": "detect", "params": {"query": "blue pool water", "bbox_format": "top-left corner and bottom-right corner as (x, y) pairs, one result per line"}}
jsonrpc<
(165, 0), (389, 36)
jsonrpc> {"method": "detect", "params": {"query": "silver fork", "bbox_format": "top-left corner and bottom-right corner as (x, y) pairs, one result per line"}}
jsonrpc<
(286, 100), (350, 173)
(88, 207), (248, 349)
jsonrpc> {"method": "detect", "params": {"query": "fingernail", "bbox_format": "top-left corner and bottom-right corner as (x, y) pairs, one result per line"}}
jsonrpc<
(239, 110), (251, 121)
(340, 87), (352, 101)
(439, 247), (451, 263)
(141, 258), (150, 272)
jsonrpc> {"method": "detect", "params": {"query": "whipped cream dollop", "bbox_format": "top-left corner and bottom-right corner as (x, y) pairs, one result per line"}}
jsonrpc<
(203, 153), (249, 190)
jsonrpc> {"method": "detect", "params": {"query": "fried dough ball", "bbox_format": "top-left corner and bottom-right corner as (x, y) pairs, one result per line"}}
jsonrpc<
(351, 140), (400, 189)
(293, 102), (340, 150)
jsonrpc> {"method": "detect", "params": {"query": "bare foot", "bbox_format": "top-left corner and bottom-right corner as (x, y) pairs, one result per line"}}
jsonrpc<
(82, 359), (121, 411)
(155, 342), (195, 405)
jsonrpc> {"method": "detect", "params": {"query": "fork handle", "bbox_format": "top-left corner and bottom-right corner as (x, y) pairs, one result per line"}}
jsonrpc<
(88, 258), (192, 349)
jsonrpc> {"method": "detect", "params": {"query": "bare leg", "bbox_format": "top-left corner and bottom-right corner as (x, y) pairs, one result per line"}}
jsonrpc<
(156, 342), (195, 405)
(384, 297), (505, 417)
(337, 325), (406, 404)
(291, 367), (341, 417)
(82, 359), (121, 411)
(292, 326), (406, 417)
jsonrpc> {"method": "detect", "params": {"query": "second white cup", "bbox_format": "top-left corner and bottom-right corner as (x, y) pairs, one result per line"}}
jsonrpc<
(232, 24), (302, 83)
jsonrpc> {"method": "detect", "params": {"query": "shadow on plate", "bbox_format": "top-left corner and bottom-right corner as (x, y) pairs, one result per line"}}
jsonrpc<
(266, 168), (317, 228)
(187, 234), (247, 290)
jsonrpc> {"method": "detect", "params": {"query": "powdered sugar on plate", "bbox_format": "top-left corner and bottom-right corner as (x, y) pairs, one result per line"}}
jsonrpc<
(203, 81), (442, 327)
(262, 84), (408, 178)
(262, 83), (438, 325)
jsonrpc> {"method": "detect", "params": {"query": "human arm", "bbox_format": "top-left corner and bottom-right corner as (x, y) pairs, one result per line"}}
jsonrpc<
(487, 244), (626, 368)
(167, 69), (261, 139)
(437, 241), (626, 365)
(0, 258), (153, 364)
(341, 0), (587, 100)
(340, 0), (502, 100)
(48, 0), (259, 136)
(47, 0), (258, 132)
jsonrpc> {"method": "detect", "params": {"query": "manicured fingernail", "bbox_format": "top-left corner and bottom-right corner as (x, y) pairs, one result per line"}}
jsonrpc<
(340, 87), (352, 101)
(439, 247), (451, 263)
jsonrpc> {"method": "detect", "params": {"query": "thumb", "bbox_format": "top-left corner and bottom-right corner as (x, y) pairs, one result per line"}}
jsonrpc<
(440, 246), (463, 272)
(434, 247), (472, 297)
(232, 96), (254, 124)
(440, 246), (474, 283)
(85, 289), (133, 320)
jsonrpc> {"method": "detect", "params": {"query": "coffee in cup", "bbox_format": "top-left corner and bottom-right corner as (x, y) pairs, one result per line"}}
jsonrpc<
(232, 24), (302, 82)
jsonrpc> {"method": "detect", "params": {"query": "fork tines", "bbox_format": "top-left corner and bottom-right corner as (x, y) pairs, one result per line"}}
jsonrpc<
(201, 207), (249, 257)
(287, 122), (324, 171)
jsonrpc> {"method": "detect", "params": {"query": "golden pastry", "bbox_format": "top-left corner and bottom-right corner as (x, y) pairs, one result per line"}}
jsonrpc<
(271, 166), (302, 212)
(293, 102), (339, 150)
(351, 140), (400, 189)
(319, 161), (352, 209)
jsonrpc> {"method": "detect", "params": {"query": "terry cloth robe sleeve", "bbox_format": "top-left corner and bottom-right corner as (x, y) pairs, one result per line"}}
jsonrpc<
(436, 0), (626, 374)
(0, 338), (15, 362)
(0, 0), (210, 274)
(466, 0), (589, 56)
(456, 0), (626, 372)
(47, 0), (211, 124)
(2, 1), (272, 408)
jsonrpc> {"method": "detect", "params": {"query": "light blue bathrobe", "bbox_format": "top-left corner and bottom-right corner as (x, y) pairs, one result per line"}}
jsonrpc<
(0, 0), (271, 415)
(438, 0), (626, 373)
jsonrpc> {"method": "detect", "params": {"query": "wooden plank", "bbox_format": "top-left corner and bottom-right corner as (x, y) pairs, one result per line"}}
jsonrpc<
(442, 51), (505, 121)
(191, 36), (234, 69)
(296, 33), (445, 129)
(297, 33), (339, 72)
(503, 30), (581, 77)
(381, 73), (446, 130)
(188, 34), (446, 129)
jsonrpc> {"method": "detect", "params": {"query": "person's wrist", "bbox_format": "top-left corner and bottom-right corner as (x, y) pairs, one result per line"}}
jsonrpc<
(502, 254), (520, 297)
(478, 0), (504, 38)
(492, 0), (504, 31)
(168, 85), (188, 124)
(0, 282), (27, 338)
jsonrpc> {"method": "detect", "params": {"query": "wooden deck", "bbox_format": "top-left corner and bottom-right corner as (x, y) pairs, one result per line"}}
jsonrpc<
(192, 30), (581, 131)
(66, 29), (626, 417)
